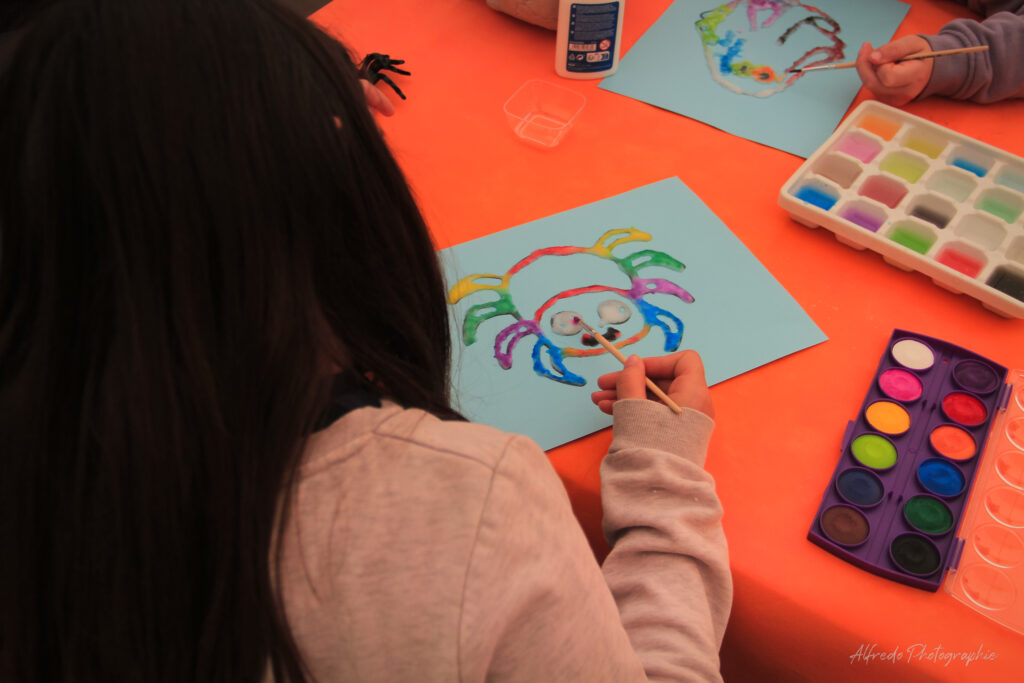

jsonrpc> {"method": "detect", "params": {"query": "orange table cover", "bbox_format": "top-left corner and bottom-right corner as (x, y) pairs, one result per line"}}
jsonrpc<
(314, 1), (1024, 680)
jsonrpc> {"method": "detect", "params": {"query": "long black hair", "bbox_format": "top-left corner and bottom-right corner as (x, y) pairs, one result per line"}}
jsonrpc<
(0, 0), (457, 680)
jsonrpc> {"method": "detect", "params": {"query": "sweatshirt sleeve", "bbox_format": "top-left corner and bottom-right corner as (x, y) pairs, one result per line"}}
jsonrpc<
(918, 1), (1024, 102)
(458, 400), (731, 683)
(601, 400), (732, 682)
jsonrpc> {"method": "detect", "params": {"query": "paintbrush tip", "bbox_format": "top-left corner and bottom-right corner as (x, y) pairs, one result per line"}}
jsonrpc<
(574, 317), (595, 333)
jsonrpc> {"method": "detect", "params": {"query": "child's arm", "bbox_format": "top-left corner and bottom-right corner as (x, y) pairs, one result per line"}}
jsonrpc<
(458, 352), (731, 681)
(598, 352), (732, 681)
(856, 1), (1024, 104)
(918, 1), (1024, 102)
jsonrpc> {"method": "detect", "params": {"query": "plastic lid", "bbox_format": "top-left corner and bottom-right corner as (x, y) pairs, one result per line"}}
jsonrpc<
(944, 369), (1024, 636)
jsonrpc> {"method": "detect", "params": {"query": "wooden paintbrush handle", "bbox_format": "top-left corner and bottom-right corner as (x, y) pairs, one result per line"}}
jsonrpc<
(578, 319), (684, 415)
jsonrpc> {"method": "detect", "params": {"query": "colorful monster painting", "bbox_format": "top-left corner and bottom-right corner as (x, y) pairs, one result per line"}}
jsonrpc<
(696, 1), (845, 97)
(600, 0), (909, 157)
(440, 178), (826, 449)
(448, 228), (694, 387)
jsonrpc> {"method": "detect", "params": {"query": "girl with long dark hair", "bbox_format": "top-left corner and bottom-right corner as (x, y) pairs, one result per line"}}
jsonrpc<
(0, 1), (731, 680)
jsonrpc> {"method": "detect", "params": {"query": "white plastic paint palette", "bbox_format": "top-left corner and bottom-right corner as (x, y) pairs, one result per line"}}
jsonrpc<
(778, 100), (1024, 318)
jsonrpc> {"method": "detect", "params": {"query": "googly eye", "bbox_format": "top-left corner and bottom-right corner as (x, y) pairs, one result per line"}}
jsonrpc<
(549, 311), (583, 336)
(597, 300), (631, 325)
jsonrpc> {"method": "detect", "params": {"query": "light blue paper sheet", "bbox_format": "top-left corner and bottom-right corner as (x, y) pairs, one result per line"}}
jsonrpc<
(600, 0), (910, 158)
(440, 178), (826, 449)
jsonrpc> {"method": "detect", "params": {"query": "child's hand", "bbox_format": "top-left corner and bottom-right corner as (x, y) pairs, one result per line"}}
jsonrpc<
(361, 79), (395, 116)
(591, 350), (714, 418)
(855, 36), (933, 106)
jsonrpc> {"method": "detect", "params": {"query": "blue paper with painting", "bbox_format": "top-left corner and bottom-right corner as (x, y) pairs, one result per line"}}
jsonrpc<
(439, 178), (826, 449)
(600, 0), (910, 157)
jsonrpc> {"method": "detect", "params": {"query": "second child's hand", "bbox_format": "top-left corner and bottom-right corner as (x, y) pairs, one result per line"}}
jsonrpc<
(855, 36), (933, 106)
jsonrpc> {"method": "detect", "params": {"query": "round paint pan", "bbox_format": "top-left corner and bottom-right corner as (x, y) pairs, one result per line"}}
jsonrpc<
(952, 359), (999, 395)
(890, 337), (935, 371)
(889, 533), (942, 577)
(940, 391), (988, 427)
(820, 505), (871, 547)
(849, 433), (898, 470)
(1007, 417), (1024, 451)
(984, 487), (1024, 528)
(835, 467), (885, 508)
(864, 400), (911, 435)
(972, 524), (1024, 569)
(959, 564), (1016, 611)
(917, 458), (966, 498)
(877, 368), (923, 402)
(929, 424), (977, 461)
(996, 449), (1024, 490)
(903, 495), (954, 535)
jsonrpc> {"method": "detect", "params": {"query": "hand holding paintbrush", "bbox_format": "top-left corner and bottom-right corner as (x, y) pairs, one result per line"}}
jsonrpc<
(577, 317), (714, 418)
(823, 37), (988, 107)
(790, 43), (988, 74)
(787, 33), (992, 108)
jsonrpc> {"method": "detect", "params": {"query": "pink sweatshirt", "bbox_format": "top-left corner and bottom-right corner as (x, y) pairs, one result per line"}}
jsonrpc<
(920, 0), (1024, 102)
(277, 399), (731, 681)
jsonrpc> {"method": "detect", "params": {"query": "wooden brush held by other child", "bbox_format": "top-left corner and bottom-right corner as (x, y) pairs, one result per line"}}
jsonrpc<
(790, 45), (989, 73)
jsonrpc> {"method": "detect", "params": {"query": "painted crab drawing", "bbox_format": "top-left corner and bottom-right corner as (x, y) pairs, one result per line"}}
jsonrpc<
(447, 228), (695, 386)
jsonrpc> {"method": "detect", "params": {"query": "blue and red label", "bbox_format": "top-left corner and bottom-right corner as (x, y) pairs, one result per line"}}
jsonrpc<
(564, 2), (620, 73)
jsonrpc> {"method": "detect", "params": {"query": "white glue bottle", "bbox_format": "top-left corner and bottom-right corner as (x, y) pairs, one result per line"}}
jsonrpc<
(555, 0), (624, 79)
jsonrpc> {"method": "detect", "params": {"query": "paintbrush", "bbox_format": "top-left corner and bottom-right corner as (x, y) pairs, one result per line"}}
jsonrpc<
(789, 45), (989, 73)
(574, 317), (683, 415)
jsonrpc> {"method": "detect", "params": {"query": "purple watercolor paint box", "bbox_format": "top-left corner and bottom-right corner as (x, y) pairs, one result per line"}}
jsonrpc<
(809, 329), (1010, 592)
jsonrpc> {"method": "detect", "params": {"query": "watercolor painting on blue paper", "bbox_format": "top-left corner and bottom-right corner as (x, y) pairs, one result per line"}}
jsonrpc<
(439, 177), (827, 449)
(600, 0), (910, 157)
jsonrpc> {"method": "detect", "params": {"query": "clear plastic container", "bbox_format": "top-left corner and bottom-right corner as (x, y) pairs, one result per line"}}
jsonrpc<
(944, 368), (1024, 636)
(503, 80), (585, 148)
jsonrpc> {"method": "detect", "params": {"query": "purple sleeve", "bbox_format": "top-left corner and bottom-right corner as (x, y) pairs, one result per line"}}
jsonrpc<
(918, 1), (1024, 102)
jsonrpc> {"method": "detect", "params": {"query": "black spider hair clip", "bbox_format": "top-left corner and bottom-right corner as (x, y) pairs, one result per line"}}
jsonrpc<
(358, 52), (410, 100)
